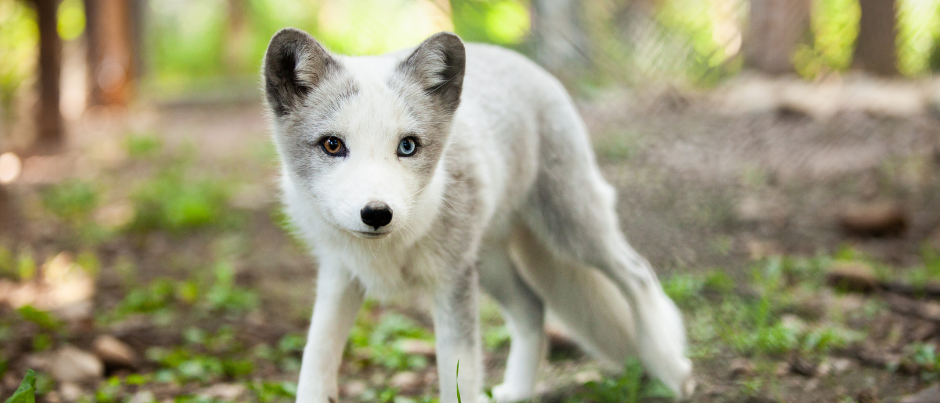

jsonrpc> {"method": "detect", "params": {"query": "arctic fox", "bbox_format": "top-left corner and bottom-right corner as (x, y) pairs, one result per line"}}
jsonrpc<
(262, 28), (694, 403)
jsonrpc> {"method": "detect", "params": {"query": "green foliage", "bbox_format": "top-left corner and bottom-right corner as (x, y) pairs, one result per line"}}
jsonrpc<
(0, 1), (36, 115)
(793, 0), (859, 79)
(904, 342), (940, 380)
(204, 262), (259, 314)
(124, 133), (164, 159)
(566, 359), (674, 403)
(57, 0), (85, 41)
(662, 274), (704, 307)
(17, 306), (62, 331)
(349, 312), (432, 371)
(897, 0), (940, 76)
(4, 369), (36, 403)
(450, 0), (530, 46)
(41, 180), (100, 224)
(247, 380), (297, 403)
(129, 167), (232, 233)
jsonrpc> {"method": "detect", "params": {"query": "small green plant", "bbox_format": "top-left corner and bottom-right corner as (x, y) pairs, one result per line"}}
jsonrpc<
(41, 180), (99, 223)
(4, 369), (35, 403)
(662, 274), (704, 307)
(124, 133), (163, 159)
(128, 168), (232, 233)
(349, 313), (433, 371)
(567, 359), (674, 403)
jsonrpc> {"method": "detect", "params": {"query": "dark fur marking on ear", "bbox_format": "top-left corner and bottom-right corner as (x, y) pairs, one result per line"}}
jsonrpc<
(396, 32), (466, 114)
(263, 28), (338, 117)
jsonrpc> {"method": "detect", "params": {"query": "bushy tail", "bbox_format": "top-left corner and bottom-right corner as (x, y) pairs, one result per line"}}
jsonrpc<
(509, 224), (637, 370)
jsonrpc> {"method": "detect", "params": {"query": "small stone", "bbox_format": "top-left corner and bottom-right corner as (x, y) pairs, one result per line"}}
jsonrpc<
(729, 358), (755, 379)
(198, 383), (246, 400)
(389, 372), (422, 393)
(51, 346), (104, 383)
(129, 390), (156, 403)
(839, 202), (908, 237)
(826, 262), (878, 293)
(788, 356), (819, 377)
(775, 362), (790, 376)
(815, 361), (831, 376)
(901, 384), (940, 403)
(342, 380), (368, 397)
(93, 335), (138, 368)
(830, 358), (853, 374)
(397, 339), (435, 358)
(780, 315), (807, 332)
(856, 388), (881, 403)
(574, 370), (602, 384)
(59, 381), (84, 402)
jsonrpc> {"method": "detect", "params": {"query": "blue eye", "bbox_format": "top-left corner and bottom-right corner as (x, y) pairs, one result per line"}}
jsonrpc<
(398, 137), (418, 156)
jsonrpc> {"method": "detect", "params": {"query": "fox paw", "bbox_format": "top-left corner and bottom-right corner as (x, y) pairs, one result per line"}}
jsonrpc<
(490, 383), (532, 403)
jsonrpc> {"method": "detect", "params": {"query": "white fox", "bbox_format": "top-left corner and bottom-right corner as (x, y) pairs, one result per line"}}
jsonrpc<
(262, 28), (695, 403)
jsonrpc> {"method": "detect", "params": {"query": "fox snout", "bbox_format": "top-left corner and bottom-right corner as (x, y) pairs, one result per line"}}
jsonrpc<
(360, 201), (393, 229)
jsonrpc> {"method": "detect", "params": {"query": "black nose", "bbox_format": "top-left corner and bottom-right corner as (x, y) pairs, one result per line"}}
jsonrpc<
(360, 201), (392, 229)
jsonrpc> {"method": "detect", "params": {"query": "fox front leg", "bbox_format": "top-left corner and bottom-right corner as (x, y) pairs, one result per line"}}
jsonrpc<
(433, 265), (483, 403)
(296, 268), (364, 403)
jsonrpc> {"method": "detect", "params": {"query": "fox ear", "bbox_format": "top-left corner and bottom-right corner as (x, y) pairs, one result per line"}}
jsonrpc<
(263, 28), (337, 117)
(397, 32), (466, 114)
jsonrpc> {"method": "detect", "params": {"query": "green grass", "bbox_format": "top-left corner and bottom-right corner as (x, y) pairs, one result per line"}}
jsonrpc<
(41, 180), (100, 224)
(128, 167), (233, 233)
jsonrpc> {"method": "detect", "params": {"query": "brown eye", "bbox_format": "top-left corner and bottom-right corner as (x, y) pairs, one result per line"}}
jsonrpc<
(321, 136), (346, 156)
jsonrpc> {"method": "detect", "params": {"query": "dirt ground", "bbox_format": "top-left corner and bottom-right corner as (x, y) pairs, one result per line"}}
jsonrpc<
(1, 83), (940, 402)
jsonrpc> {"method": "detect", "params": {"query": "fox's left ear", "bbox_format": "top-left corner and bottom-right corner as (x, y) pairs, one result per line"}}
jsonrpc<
(397, 32), (466, 114)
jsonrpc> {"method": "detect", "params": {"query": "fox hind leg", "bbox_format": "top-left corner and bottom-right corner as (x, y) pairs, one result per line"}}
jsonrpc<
(478, 238), (546, 402)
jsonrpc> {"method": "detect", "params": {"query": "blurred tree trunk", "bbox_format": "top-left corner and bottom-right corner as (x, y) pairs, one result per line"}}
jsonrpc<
(83, 0), (137, 106)
(854, 0), (898, 76)
(531, 0), (590, 80)
(32, 0), (64, 152)
(744, 0), (811, 74)
(224, 0), (249, 72)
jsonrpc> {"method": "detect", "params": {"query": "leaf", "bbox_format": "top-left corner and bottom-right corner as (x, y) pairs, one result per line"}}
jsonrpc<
(456, 360), (461, 403)
(4, 369), (36, 403)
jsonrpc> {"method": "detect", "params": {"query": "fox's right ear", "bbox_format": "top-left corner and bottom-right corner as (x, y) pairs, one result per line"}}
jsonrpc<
(263, 28), (336, 117)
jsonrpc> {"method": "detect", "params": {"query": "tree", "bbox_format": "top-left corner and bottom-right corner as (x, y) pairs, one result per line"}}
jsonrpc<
(853, 0), (898, 76)
(31, 0), (64, 152)
(744, 0), (811, 74)
(83, 0), (138, 106)
(531, 0), (590, 79)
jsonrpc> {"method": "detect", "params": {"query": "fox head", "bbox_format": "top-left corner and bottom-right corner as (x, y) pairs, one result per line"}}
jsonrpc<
(263, 28), (465, 240)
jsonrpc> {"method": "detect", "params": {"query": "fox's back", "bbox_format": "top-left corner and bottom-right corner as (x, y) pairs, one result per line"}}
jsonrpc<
(449, 44), (589, 224)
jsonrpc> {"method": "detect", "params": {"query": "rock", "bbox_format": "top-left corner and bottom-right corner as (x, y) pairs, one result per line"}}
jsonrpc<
(780, 314), (807, 333)
(856, 388), (881, 403)
(342, 380), (368, 397)
(788, 356), (819, 377)
(839, 202), (908, 237)
(51, 346), (104, 382)
(397, 339), (435, 358)
(901, 384), (940, 403)
(830, 358), (853, 374)
(746, 239), (783, 260)
(59, 382), (84, 402)
(729, 358), (754, 379)
(389, 372), (422, 393)
(198, 383), (247, 400)
(129, 391), (156, 403)
(574, 370), (602, 384)
(826, 262), (878, 293)
(93, 335), (138, 369)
